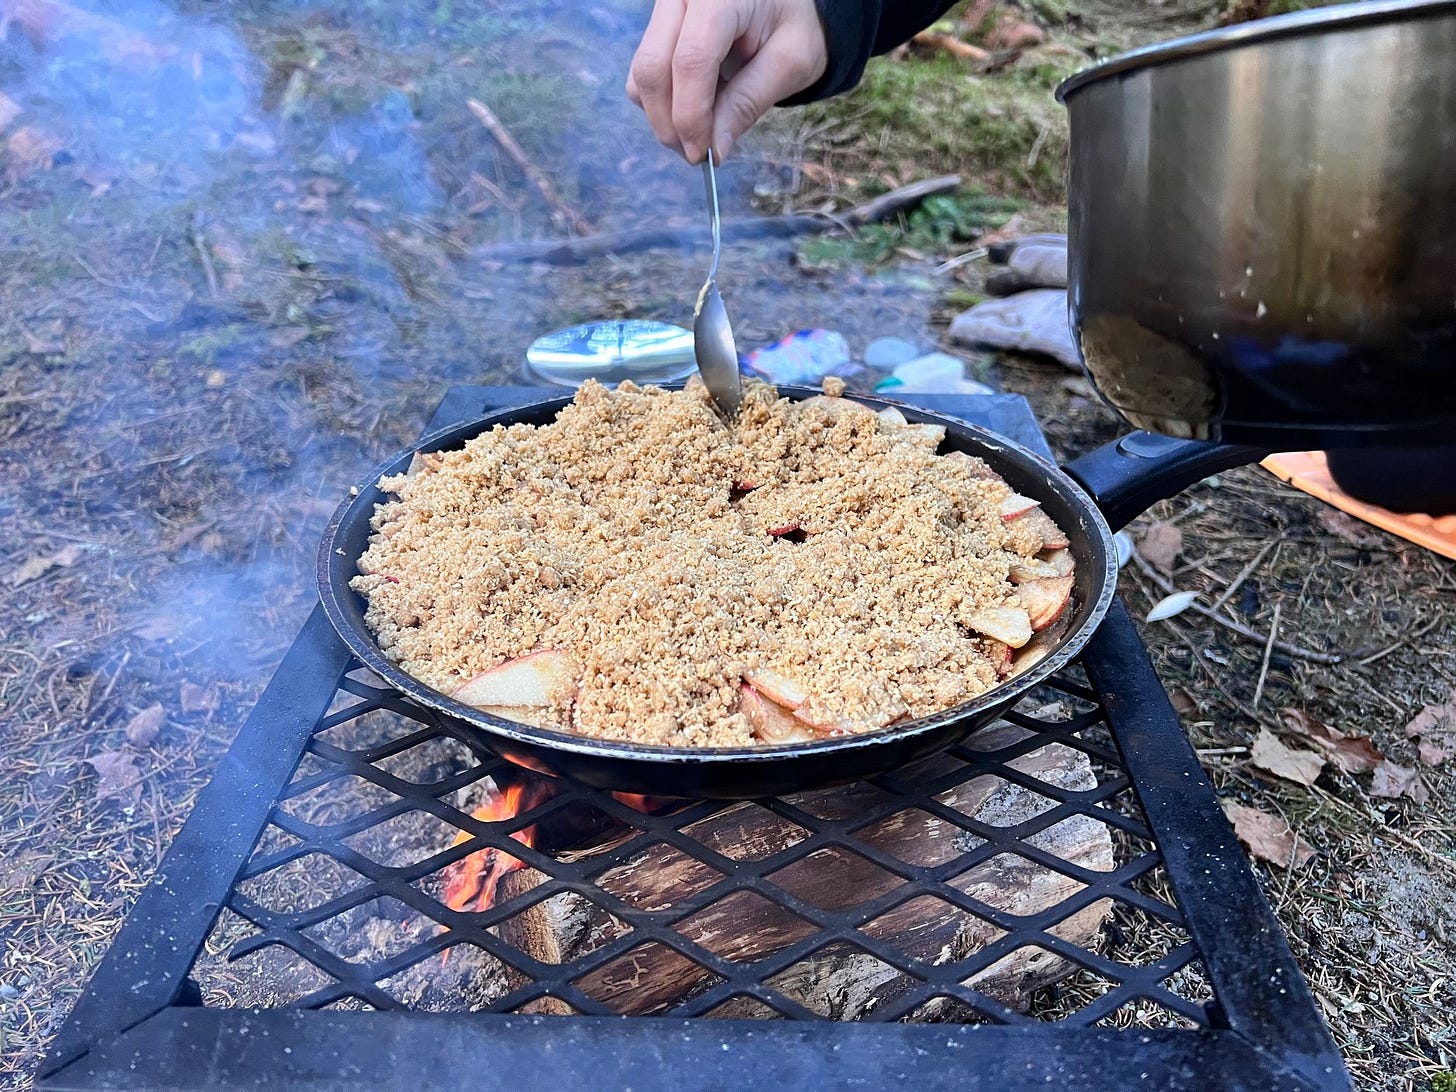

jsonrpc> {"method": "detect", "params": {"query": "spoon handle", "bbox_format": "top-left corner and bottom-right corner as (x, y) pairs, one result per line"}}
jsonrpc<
(702, 157), (722, 281)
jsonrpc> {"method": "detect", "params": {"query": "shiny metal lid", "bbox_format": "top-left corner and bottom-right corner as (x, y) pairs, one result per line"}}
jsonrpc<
(1055, 0), (1456, 102)
(524, 320), (698, 388)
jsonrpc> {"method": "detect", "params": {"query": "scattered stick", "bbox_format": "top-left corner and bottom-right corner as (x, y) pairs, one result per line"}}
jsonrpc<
(1252, 601), (1281, 711)
(1355, 616), (1442, 667)
(188, 217), (220, 300)
(1208, 540), (1277, 614)
(467, 98), (592, 237)
(909, 30), (990, 62)
(1132, 553), (1342, 664)
(478, 174), (962, 264)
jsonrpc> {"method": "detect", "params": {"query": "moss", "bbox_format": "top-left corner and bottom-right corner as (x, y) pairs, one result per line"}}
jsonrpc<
(802, 49), (1080, 204)
(795, 189), (1022, 269)
(1433, 1072), (1456, 1092)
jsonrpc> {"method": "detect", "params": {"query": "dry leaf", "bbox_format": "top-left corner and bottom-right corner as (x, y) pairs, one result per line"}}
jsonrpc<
(1137, 520), (1183, 576)
(0, 853), (47, 892)
(1318, 508), (1381, 548)
(1169, 688), (1198, 716)
(976, 214), (1025, 248)
(21, 326), (65, 355)
(133, 613), (186, 641)
(1279, 707), (1383, 774)
(124, 703), (165, 747)
(1249, 727), (1325, 787)
(9, 544), (81, 587)
(1223, 802), (1315, 868)
(180, 681), (218, 715)
(84, 751), (142, 807)
(1405, 696), (1456, 766)
(1369, 759), (1430, 805)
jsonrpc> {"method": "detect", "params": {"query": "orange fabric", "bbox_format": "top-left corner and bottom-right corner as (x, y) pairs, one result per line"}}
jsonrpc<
(1261, 452), (1456, 561)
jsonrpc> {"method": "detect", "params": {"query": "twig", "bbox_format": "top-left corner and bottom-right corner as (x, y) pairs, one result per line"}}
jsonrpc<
(1132, 552), (1342, 664)
(934, 246), (988, 275)
(188, 218), (220, 299)
(1355, 616), (1443, 667)
(909, 30), (990, 62)
(1311, 785), (1456, 878)
(1208, 540), (1277, 614)
(467, 97), (592, 236)
(1252, 601), (1281, 711)
(1026, 122), (1050, 170)
(479, 175), (962, 264)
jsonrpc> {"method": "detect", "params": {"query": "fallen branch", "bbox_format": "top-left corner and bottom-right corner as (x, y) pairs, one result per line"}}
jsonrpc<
(909, 30), (990, 62)
(467, 97), (591, 237)
(1132, 552), (1343, 664)
(478, 174), (962, 264)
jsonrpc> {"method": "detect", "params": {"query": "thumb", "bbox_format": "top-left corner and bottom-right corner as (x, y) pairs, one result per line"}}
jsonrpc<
(710, 30), (825, 161)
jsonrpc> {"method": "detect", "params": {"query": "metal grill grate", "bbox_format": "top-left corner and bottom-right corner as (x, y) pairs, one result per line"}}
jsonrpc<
(37, 388), (1348, 1091)
(194, 663), (1212, 1028)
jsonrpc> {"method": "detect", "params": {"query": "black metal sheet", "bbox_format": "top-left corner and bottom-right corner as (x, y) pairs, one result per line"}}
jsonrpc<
(39, 1007), (1330, 1092)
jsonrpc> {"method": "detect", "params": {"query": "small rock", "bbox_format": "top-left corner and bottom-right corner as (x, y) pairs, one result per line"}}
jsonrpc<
(949, 289), (1079, 369)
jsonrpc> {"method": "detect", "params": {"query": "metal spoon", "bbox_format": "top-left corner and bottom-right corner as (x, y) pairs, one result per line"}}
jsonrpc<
(693, 155), (742, 419)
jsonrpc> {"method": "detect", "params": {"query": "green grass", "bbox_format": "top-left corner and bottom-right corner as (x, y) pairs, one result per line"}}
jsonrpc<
(796, 189), (1022, 268)
(803, 49), (1081, 204)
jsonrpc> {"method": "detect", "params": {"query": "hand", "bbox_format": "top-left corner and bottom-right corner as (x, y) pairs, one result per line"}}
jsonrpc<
(627, 0), (828, 164)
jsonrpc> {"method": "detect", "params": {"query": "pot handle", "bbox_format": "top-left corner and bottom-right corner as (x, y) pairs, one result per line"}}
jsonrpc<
(1064, 432), (1268, 532)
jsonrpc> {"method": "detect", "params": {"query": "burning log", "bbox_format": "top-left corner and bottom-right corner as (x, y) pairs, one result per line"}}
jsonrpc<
(478, 175), (963, 265)
(475, 722), (1113, 1018)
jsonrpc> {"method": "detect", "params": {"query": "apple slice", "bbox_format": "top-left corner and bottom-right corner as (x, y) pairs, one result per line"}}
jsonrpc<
(767, 523), (802, 537)
(963, 606), (1033, 648)
(791, 696), (906, 736)
(983, 639), (1014, 676)
(942, 450), (1005, 484)
(1039, 548), (1075, 576)
(895, 423), (946, 450)
(453, 650), (576, 709)
(739, 684), (817, 744)
(743, 667), (809, 710)
(1007, 614), (1072, 678)
(1017, 575), (1074, 631)
(877, 406), (908, 428)
(1000, 492), (1042, 521)
(1008, 507), (1070, 550)
(476, 704), (554, 728)
(1008, 557), (1062, 584)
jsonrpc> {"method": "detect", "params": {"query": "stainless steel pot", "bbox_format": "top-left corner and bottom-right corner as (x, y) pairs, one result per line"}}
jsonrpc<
(1056, 0), (1456, 446)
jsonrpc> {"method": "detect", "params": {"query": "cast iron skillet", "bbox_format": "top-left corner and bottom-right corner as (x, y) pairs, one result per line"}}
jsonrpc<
(318, 387), (1260, 799)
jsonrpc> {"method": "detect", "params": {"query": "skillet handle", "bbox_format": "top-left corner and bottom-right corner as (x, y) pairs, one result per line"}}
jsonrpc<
(1064, 432), (1268, 532)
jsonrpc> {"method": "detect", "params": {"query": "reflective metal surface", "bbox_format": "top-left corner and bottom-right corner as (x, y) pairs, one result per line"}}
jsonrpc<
(693, 156), (743, 418)
(524, 319), (698, 387)
(1058, 0), (1456, 445)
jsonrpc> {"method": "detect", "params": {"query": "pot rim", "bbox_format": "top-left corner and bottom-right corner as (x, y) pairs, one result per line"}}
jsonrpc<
(1055, 0), (1456, 102)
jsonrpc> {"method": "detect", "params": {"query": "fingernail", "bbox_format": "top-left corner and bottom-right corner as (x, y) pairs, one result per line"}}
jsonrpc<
(713, 126), (733, 164)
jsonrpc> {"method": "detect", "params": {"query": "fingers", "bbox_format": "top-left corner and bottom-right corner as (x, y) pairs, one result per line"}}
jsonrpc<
(669, 2), (741, 164)
(709, 20), (827, 162)
(627, 0), (689, 156)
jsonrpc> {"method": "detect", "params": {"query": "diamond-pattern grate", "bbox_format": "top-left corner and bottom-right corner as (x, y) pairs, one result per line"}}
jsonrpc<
(191, 663), (1215, 1028)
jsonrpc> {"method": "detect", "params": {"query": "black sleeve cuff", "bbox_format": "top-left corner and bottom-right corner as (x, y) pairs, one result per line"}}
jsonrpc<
(777, 0), (962, 107)
(777, 0), (881, 107)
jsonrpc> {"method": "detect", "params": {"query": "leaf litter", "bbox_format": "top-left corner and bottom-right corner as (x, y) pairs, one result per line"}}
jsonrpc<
(1223, 802), (1316, 869)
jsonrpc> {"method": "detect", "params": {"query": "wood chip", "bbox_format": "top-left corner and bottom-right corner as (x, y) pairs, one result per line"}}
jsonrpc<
(1278, 707), (1383, 774)
(124, 703), (165, 747)
(1249, 727), (1325, 787)
(1136, 520), (1183, 576)
(1223, 802), (1316, 868)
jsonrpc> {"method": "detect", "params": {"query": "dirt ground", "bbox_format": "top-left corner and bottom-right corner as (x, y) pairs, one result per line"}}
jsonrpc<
(1, 1), (1453, 1089)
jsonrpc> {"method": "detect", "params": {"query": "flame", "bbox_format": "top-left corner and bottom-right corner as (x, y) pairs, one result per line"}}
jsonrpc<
(609, 791), (658, 813)
(442, 782), (554, 915)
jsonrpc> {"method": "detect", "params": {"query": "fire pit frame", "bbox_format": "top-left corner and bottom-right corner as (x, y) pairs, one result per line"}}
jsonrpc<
(36, 387), (1348, 1091)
